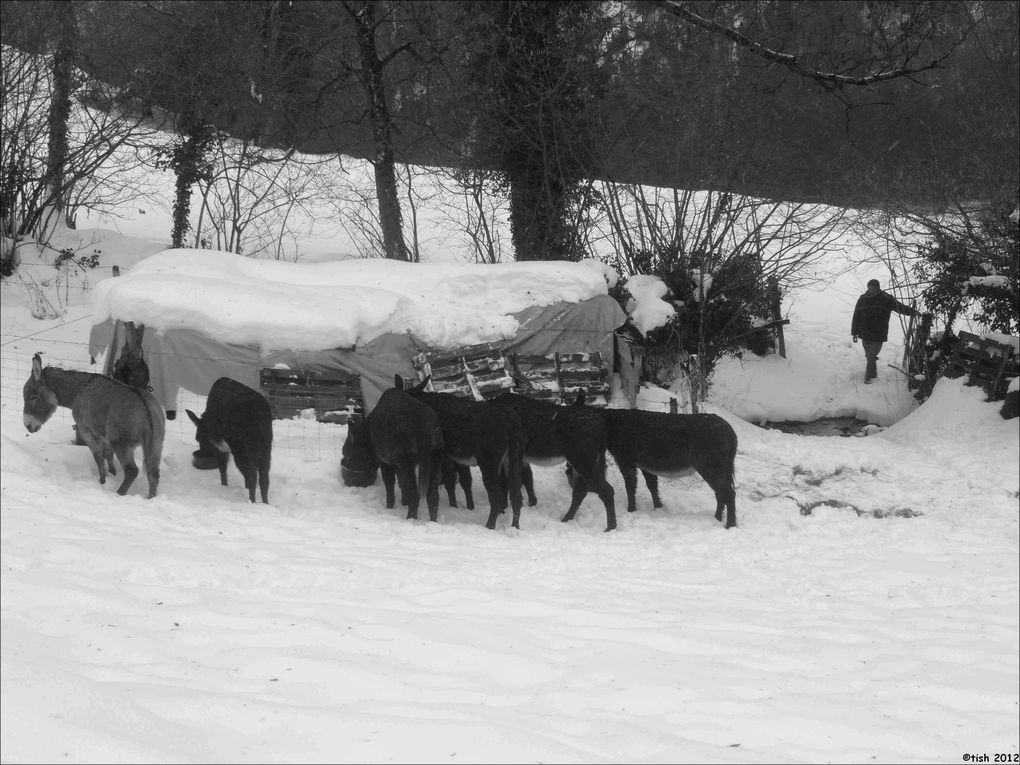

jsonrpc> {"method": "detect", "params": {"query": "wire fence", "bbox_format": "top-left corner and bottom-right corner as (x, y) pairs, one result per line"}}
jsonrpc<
(1, 328), (349, 462)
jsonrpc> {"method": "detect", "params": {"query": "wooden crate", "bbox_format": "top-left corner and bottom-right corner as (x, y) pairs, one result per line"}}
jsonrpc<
(944, 331), (1018, 400)
(259, 367), (363, 422)
(509, 351), (610, 406)
(413, 343), (514, 400)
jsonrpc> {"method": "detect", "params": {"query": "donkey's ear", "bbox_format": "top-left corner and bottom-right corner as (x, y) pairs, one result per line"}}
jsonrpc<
(394, 373), (404, 390)
(185, 409), (201, 427)
(31, 353), (43, 380)
(412, 375), (431, 393)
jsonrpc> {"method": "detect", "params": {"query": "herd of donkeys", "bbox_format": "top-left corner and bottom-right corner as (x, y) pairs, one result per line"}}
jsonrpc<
(22, 353), (739, 531)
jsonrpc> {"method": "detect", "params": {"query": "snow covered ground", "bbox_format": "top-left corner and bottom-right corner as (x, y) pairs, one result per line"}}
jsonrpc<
(2, 217), (1018, 763)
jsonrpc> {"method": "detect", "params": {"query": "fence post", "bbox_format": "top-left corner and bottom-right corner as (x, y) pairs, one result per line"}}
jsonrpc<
(768, 276), (786, 358)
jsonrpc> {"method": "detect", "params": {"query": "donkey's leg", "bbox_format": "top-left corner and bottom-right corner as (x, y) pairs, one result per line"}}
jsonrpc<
(87, 444), (108, 485)
(479, 461), (508, 530)
(641, 470), (662, 508)
(245, 463), (258, 503)
(217, 453), (230, 487)
(145, 456), (160, 499)
(458, 464), (474, 510)
(101, 444), (118, 478)
(257, 454), (270, 504)
(615, 463), (639, 514)
(426, 451), (442, 522)
(232, 445), (252, 495)
(231, 442), (257, 503)
(395, 461), (420, 520)
(440, 459), (459, 507)
(505, 453), (524, 530)
(714, 488), (737, 528)
(698, 468), (737, 528)
(113, 445), (140, 495)
(521, 462), (537, 506)
(560, 479), (590, 524)
(103, 445), (117, 476)
(565, 453), (617, 532)
(235, 448), (257, 503)
(379, 463), (397, 509)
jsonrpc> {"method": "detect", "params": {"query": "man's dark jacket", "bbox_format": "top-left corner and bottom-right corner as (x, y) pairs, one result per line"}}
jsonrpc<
(851, 289), (916, 342)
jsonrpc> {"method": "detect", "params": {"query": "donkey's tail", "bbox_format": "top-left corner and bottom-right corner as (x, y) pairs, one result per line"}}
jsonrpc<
(141, 392), (167, 496)
(416, 449), (432, 505)
(727, 432), (738, 495)
(504, 428), (525, 516)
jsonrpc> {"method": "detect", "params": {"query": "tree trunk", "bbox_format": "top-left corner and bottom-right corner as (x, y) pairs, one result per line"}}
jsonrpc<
(352, 1), (408, 261)
(45, 0), (76, 229)
(170, 122), (214, 249)
(171, 132), (198, 249)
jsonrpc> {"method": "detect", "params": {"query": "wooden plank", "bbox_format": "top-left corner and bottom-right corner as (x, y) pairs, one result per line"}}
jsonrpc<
(558, 369), (607, 382)
(945, 331), (1017, 400)
(260, 367), (363, 422)
(414, 344), (513, 400)
(507, 350), (610, 405)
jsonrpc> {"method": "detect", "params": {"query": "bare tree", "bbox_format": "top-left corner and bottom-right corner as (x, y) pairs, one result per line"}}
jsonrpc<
(437, 168), (510, 264)
(653, 1), (976, 90)
(192, 136), (331, 259)
(1, 34), (156, 269)
(345, 0), (410, 261)
(592, 183), (852, 402)
(43, 0), (75, 227)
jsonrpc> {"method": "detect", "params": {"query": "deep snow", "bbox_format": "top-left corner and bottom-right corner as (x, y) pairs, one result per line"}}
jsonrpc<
(2, 212), (1018, 764)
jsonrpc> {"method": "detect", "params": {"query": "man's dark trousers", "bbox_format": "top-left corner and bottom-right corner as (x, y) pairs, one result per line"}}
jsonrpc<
(862, 339), (883, 381)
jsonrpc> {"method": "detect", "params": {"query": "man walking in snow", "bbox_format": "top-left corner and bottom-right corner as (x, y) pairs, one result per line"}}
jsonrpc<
(851, 279), (917, 383)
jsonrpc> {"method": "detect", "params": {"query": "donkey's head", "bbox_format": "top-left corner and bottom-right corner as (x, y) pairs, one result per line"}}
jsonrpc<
(23, 354), (58, 433)
(185, 409), (229, 469)
(340, 416), (378, 487)
(394, 374), (430, 395)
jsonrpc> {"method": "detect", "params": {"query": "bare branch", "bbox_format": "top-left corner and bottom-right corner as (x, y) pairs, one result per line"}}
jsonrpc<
(653, 0), (973, 89)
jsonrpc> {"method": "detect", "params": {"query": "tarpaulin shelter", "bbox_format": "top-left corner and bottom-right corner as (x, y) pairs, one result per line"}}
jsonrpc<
(87, 252), (639, 418)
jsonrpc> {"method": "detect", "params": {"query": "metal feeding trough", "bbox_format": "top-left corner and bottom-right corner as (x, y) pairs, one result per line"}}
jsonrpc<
(192, 449), (221, 470)
(340, 460), (377, 488)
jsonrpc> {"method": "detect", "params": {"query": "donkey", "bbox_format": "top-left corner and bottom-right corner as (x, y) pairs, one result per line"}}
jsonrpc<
(341, 383), (444, 522)
(397, 376), (526, 530)
(571, 396), (739, 528)
(492, 391), (617, 532)
(112, 344), (150, 390)
(22, 353), (165, 498)
(186, 377), (273, 504)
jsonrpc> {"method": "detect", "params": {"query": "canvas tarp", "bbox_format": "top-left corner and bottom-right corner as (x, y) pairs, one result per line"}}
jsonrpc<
(88, 295), (634, 414)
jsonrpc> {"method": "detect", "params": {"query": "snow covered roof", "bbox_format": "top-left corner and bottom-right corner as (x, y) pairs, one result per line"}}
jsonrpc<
(89, 250), (619, 352)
